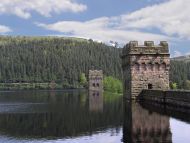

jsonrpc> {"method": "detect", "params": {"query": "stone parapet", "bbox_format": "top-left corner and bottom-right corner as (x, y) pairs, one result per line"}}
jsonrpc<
(140, 89), (190, 108)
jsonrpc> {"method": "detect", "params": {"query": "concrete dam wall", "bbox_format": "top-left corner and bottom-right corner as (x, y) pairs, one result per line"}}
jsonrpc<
(140, 90), (190, 108)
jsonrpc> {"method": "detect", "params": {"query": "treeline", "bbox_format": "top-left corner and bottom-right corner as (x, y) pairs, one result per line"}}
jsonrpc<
(0, 36), (122, 89)
(170, 60), (190, 89)
(0, 36), (189, 90)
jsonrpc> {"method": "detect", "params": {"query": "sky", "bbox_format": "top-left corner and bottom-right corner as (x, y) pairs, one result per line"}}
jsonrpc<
(0, 0), (190, 57)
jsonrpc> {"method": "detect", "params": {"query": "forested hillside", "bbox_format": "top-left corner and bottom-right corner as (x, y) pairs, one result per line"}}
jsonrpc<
(170, 60), (190, 89)
(0, 36), (189, 90)
(0, 36), (122, 89)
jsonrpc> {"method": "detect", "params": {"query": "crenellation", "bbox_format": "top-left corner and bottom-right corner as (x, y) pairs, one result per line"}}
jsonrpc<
(129, 41), (138, 47)
(122, 41), (169, 56)
(144, 41), (154, 46)
(160, 41), (168, 48)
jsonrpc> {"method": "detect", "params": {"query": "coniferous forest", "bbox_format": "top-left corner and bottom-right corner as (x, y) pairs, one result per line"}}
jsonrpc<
(0, 36), (122, 90)
(0, 36), (189, 90)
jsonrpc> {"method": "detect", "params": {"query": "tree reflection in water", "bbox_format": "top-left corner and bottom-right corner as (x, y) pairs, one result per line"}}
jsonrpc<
(0, 90), (123, 139)
(1, 90), (188, 143)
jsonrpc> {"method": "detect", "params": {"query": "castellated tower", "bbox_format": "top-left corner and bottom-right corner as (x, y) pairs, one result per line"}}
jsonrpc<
(88, 70), (103, 91)
(121, 41), (170, 99)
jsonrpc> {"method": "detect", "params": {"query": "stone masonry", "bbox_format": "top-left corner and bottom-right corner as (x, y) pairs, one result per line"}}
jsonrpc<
(88, 70), (103, 91)
(121, 41), (170, 99)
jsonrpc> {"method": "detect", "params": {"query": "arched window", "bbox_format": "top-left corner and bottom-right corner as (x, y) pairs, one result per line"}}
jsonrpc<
(147, 63), (153, 71)
(134, 63), (140, 71)
(160, 63), (166, 70)
(96, 83), (100, 87)
(154, 63), (160, 71)
(141, 63), (147, 71)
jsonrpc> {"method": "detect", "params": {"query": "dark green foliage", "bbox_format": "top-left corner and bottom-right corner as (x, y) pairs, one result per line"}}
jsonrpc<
(0, 36), (122, 88)
(170, 60), (190, 89)
(79, 73), (87, 87)
(170, 82), (178, 89)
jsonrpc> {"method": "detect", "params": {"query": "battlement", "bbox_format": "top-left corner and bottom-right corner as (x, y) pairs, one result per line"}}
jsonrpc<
(122, 41), (169, 57)
(89, 70), (103, 79)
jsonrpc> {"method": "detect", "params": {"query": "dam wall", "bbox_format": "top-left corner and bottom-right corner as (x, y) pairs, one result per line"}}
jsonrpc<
(140, 90), (190, 108)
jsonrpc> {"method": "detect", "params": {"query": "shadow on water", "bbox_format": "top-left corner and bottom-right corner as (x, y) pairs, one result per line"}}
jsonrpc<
(123, 98), (190, 143)
(139, 101), (190, 124)
(123, 101), (172, 143)
(0, 90), (123, 139)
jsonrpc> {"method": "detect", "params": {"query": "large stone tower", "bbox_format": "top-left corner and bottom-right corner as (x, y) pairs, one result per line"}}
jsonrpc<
(121, 41), (170, 99)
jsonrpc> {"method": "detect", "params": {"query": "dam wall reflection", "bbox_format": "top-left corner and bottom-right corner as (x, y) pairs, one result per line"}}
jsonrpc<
(123, 102), (172, 143)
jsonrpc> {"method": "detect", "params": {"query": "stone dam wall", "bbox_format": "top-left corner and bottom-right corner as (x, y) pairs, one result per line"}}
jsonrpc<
(139, 90), (190, 108)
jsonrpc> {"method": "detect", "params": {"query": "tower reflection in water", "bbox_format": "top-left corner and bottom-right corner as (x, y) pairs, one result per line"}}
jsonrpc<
(89, 90), (103, 112)
(123, 102), (172, 143)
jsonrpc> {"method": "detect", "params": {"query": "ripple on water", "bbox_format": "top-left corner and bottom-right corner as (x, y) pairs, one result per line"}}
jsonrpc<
(0, 103), (48, 113)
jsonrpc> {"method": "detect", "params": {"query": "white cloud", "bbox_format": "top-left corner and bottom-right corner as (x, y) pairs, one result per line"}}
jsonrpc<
(36, 0), (190, 45)
(0, 0), (87, 19)
(0, 25), (12, 33)
(120, 0), (190, 39)
(173, 50), (182, 57)
(36, 17), (170, 44)
(185, 52), (190, 56)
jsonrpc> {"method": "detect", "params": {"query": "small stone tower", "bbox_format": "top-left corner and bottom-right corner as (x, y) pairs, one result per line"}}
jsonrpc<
(88, 70), (103, 91)
(121, 41), (170, 99)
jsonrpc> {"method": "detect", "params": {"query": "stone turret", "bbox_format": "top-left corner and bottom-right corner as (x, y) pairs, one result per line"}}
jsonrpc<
(88, 70), (103, 91)
(121, 41), (170, 99)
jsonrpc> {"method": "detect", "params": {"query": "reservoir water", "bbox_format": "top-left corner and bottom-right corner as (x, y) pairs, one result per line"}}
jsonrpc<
(0, 90), (189, 143)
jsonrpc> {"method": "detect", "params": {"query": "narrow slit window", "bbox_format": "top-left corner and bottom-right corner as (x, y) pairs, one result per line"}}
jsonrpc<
(160, 63), (166, 70)
(148, 84), (153, 89)
(141, 63), (147, 71)
(134, 63), (140, 71)
(155, 63), (160, 71)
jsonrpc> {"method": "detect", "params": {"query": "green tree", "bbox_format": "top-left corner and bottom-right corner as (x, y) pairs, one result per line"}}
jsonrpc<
(170, 82), (178, 89)
(79, 73), (87, 87)
(103, 76), (122, 93)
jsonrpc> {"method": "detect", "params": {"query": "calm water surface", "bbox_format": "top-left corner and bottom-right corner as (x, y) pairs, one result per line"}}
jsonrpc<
(0, 90), (189, 143)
